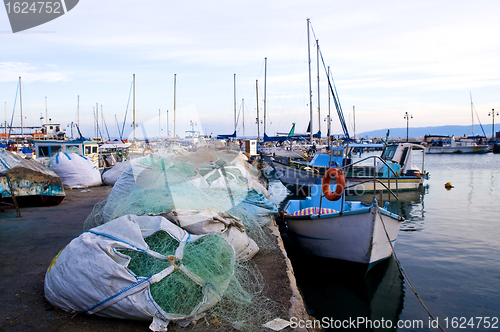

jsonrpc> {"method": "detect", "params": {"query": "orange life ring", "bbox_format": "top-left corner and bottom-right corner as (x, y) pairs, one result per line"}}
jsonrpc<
(321, 168), (345, 201)
(143, 146), (155, 156)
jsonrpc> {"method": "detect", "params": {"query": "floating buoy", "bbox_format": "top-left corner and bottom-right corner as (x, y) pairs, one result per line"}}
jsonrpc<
(444, 182), (454, 190)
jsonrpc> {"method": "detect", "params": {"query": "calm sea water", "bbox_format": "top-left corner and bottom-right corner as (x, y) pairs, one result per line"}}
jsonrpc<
(269, 152), (500, 331)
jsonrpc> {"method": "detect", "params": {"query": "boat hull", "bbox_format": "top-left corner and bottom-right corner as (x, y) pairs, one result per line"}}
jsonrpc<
(425, 145), (489, 154)
(283, 204), (402, 268)
(0, 150), (66, 207)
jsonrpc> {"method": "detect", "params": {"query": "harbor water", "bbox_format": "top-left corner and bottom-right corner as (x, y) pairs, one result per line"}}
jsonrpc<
(269, 152), (500, 331)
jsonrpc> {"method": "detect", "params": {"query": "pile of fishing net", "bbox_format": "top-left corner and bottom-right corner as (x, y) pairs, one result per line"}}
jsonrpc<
(56, 147), (285, 331)
(45, 215), (238, 331)
(83, 148), (276, 251)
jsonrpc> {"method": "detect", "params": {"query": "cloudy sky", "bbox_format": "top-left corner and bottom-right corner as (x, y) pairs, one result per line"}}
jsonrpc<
(1, 0), (499, 140)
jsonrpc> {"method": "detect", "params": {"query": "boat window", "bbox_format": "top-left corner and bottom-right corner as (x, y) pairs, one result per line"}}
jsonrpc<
(399, 148), (409, 167)
(51, 146), (61, 155)
(332, 149), (342, 156)
(381, 146), (397, 160)
(85, 146), (92, 154)
(38, 146), (49, 157)
(92, 146), (98, 153)
(66, 145), (79, 151)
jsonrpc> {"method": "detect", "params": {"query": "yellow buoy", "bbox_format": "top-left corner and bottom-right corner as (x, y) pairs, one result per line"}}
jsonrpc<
(444, 182), (454, 190)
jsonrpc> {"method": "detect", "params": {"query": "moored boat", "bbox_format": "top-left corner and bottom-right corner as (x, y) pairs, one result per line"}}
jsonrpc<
(0, 149), (65, 206)
(424, 136), (490, 154)
(272, 142), (428, 195)
(280, 163), (404, 271)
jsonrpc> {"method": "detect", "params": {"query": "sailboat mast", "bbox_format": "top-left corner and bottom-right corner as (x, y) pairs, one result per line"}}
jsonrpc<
(133, 74), (136, 141)
(174, 74), (176, 139)
(470, 92), (474, 137)
(4, 102), (6, 135)
(234, 74), (237, 134)
(77, 95), (80, 128)
(101, 104), (103, 139)
(96, 102), (99, 139)
(327, 66), (331, 148)
(353, 106), (356, 139)
(242, 98), (245, 139)
(264, 57), (267, 137)
(256, 80), (260, 141)
(45, 96), (48, 123)
(316, 40), (321, 140)
(158, 109), (161, 139)
(307, 18), (313, 144)
(19, 77), (23, 137)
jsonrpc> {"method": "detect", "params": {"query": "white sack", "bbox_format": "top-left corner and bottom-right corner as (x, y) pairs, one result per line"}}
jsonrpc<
(49, 152), (102, 188)
(102, 160), (132, 185)
(44, 215), (232, 331)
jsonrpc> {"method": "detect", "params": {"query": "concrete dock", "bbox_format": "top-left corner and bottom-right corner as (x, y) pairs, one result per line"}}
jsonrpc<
(0, 185), (309, 331)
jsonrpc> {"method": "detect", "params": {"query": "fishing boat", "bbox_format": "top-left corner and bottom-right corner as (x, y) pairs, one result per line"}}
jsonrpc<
(0, 149), (65, 206)
(424, 135), (490, 154)
(280, 160), (404, 271)
(272, 142), (428, 195)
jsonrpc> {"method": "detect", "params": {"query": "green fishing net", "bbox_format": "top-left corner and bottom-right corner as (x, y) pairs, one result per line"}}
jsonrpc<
(121, 231), (235, 317)
(83, 146), (283, 330)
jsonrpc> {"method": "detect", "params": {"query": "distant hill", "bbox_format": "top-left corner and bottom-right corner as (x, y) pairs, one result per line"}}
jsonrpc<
(358, 124), (499, 139)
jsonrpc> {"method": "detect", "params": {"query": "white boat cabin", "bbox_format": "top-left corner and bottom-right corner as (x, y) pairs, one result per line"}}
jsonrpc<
(31, 139), (99, 159)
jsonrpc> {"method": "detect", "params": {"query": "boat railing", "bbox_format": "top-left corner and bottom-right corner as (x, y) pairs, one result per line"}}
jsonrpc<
(339, 155), (400, 215)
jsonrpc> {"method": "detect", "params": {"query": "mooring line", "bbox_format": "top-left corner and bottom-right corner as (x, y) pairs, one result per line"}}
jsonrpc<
(377, 210), (446, 332)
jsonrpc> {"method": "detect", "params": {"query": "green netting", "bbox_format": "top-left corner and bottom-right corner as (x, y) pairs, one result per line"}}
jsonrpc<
(83, 147), (285, 330)
(120, 231), (235, 317)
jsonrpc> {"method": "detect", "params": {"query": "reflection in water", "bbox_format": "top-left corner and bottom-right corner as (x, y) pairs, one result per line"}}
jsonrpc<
(288, 252), (405, 331)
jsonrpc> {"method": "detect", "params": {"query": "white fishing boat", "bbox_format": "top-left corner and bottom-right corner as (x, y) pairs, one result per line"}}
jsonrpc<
(424, 136), (490, 154)
(280, 160), (404, 271)
(272, 142), (428, 195)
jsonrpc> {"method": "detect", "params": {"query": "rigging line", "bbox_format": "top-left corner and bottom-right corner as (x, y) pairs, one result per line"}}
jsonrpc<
(309, 20), (350, 139)
(9, 81), (20, 136)
(121, 81), (134, 140)
(103, 115), (111, 141)
(377, 210), (446, 332)
(472, 103), (487, 137)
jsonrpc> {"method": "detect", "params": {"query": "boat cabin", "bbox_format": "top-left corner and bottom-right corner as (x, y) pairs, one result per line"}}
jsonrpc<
(30, 139), (99, 159)
(379, 143), (425, 177)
